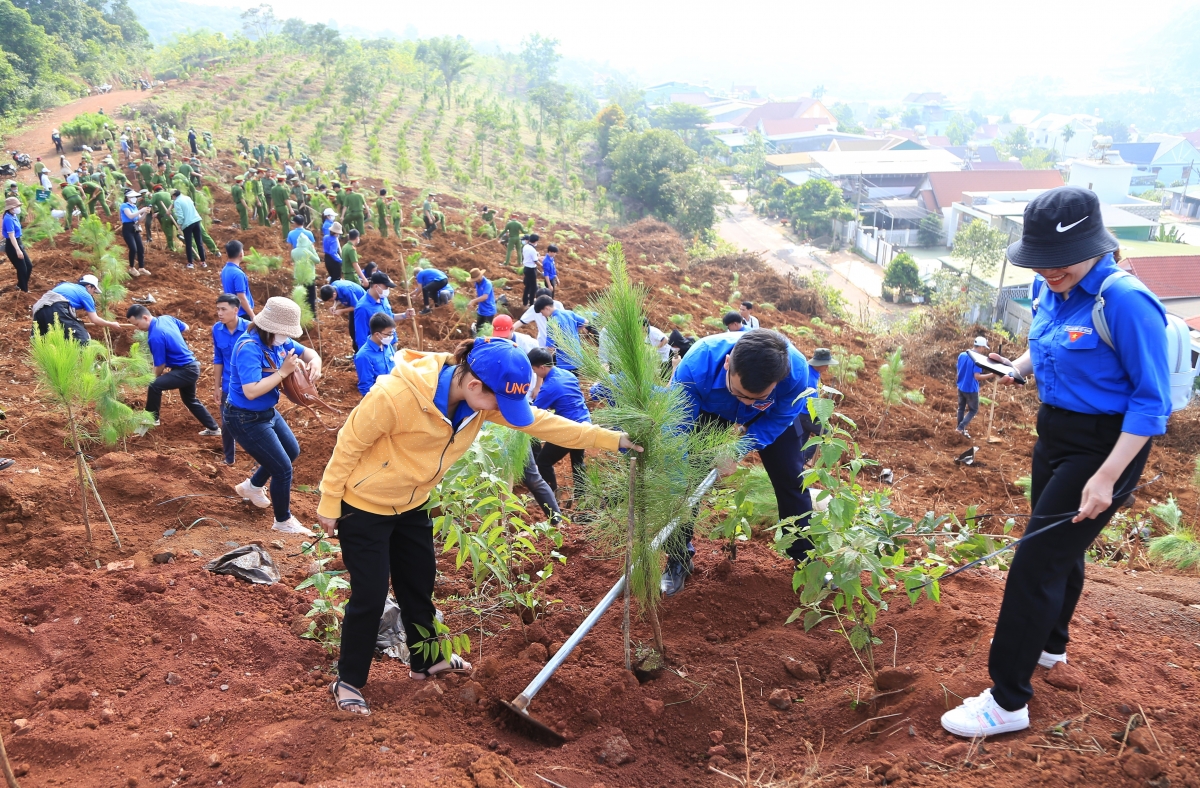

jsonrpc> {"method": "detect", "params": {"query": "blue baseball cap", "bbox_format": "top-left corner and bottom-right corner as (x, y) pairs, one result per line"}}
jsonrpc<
(467, 337), (535, 427)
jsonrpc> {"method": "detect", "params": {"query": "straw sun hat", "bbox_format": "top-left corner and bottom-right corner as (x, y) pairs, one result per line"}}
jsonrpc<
(253, 297), (303, 338)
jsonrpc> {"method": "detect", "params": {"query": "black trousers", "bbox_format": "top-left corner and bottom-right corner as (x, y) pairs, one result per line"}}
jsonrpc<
(146, 362), (218, 430)
(121, 222), (145, 268)
(324, 254), (342, 283)
(675, 412), (814, 562)
(474, 313), (494, 332)
(346, 314), (358, 352)
(5, 239), (31, 292)
(989, 405), (1152, 711)
(34, 302), (89, 343)
(535, 442), (585, 495)
(336, 501), (439, 686)
(421, 277), (448, 307)
(181, 221), (205, 264)
(522, 267), (538, 306)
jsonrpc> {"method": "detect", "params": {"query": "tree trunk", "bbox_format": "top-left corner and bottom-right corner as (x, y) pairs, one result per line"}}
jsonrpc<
(66, 405), (92, 546)
(623, 456), (637, 671)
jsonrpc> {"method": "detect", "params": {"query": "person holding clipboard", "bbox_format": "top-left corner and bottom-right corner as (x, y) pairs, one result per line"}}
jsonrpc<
(941, 187), (1171, 738)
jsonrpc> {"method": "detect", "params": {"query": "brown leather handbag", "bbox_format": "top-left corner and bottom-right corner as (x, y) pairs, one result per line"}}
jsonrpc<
(235, 337), (340, 417)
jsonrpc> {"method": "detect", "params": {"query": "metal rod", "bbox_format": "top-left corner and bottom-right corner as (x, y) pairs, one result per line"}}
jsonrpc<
(507, 469), (719, 712)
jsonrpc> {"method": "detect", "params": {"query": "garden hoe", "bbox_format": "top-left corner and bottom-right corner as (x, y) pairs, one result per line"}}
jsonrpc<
(500, 469), (720, 744)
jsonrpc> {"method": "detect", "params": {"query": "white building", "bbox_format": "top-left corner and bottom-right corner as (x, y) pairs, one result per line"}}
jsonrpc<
(1026, 114), (1101, 158)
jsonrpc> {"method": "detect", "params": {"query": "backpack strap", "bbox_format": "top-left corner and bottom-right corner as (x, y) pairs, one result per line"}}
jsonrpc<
(1091, 271), (1130, 351)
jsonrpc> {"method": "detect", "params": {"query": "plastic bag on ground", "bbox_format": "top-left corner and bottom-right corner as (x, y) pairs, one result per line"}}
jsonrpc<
(204, 544), (280, 585)
(376, 594), (409, 663)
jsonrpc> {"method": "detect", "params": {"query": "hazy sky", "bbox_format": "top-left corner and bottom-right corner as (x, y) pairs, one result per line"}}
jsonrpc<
(185, 0), (1181, 100)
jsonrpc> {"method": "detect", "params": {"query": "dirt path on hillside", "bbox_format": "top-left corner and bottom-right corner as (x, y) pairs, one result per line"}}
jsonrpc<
(1, 88), (153, 183)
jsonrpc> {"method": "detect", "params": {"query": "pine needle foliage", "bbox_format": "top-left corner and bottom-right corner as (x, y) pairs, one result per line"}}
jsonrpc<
(556, 243), (746, 612)
(290, 235), (319, 328)
(1147, 495), (1200, 570)
(875, 346), (923, 433)
(244, 247), (283, 274)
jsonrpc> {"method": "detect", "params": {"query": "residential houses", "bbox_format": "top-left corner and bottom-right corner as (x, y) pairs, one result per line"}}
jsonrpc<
(1111, 136), (1200, 193)
(901, 92), (955, 136)
(1026, 114), (1100, 159)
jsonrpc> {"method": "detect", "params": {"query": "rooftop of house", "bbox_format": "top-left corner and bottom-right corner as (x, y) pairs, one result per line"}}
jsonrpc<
(1118, 239), (1200, 258)
(760, 118), (831, 137)
(1117, 255), (1200, 299)
(903, 92), (948, 106)
(669, 92), (716, 107)
(733, 100), (826, 129)
(923, 170), (1065, 212)
(808, 148), (963, 177)
(765, 152), (816, 168)
(1110, 142), (1163, 166)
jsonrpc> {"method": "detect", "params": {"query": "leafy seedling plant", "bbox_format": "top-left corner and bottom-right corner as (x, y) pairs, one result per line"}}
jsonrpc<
(295, 528), (350, 654)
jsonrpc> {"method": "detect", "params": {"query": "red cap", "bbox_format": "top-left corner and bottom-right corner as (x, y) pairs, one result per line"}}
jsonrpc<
(493, 314), (514, 338)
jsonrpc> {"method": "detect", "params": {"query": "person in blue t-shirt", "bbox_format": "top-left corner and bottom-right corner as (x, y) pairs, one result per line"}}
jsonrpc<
(224, 297), (323, 537)
(534, 295), (589, 374)
(220, 240), (255, 319)
(665, 329), (812, 595)
(3, 196), (31, 292)
(414, 267), (450, 313)
(322, 221), (343, 282)
(33, 274), (123, 343)
(212, 294), (250, 464)
(354, 272), (411, 350)
(528, 347), (591, 499)
(542, 244), (558, 293)
(319, 279), (367, 351)
(941, 187), (1171, 740)
(722, 311), (745, 332)
(320, 208), (335, 238)
(955, 337), (994, 437)
(287, 214), (315, 249)
(119, 190), (151, 276)
(354, 312), (397, 396)
(467, 268), (496, 334)
(126, 305), (221, 435)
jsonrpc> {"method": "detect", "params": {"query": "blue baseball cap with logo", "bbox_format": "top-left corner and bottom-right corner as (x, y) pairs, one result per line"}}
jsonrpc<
(467, 337), (535, 427)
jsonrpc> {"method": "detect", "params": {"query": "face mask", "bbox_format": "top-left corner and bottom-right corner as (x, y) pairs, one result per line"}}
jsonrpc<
(13, 208), (20, 216)
(380, 289), (391, 300)
(272, 335), (289, 347)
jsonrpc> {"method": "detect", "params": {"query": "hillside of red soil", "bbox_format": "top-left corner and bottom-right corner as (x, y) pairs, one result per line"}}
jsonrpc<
(0, 114), (1198, 788)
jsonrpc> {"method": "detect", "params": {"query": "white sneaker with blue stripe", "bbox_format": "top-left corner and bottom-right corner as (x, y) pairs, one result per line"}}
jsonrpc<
(940, 689), (1029, 737)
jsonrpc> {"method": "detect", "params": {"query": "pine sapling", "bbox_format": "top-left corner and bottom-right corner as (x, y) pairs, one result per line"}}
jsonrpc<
(874, 346), (923, 436)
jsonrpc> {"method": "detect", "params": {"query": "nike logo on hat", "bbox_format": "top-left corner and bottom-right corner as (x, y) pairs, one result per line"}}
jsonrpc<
(1056, 217), (1088, 232)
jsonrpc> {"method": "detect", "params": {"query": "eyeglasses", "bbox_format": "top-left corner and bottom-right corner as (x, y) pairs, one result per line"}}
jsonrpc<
(726, 377), (774, 408)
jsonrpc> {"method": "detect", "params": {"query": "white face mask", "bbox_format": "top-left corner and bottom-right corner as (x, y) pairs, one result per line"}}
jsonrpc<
(13, 208), (20, 216)
(380, 289), (391, 300)
(271, 335), (289, 347)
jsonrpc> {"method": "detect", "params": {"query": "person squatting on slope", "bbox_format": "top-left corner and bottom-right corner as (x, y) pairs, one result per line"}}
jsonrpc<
(316, 337), (641, 716)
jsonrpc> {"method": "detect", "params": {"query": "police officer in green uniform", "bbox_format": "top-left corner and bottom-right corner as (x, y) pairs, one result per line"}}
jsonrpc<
(137, 158), (154, 191)
(375, 189), (389, 238)
(230, 174), (249, 230)
(147, 183), (176, 252)
(341, 180), (367, 236)
(481, 205), (497, 234)
(503, 215), (524, 266)
(388, 195), (403, 236)
(271, 175), (291, 241)
(81, 177), (108, 217)
(254, 169), (271, 226)
(59, 181), (86, 230)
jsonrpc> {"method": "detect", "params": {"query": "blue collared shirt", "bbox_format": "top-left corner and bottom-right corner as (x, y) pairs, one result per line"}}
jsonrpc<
(321, 218), (333, 237)
(287, 227), (314, 249)
(227, 330), (303, 411)
(546, 309), (588, 370)
(956, 352), (982, 393)
(534, 366), (591, 423)
(542, 255), (557, 280)
(52, 282), (96, 313)
(322, 234), (342, 262)
(353, 339), (396, 396)
(353, 292), (395, 348)
(212, 317), (249, 393)
(3, 212), (21, 239)
(474, 278), (496, 317)
(147, 315), (195, 368)
(432, 365), (476, 431)
(416, 268), (447, 287)
(220, 262), (254, 316)
(1028, 253), (1170, 436)
(331, 279), (366, 308)
(672, 331), (811, 452)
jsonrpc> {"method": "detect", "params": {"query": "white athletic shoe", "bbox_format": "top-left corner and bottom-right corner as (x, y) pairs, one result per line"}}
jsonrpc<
(1038, 651), (1067, 669)
(272, 516), (315, 537)
(234, 479), (271, 509)
(941, 689), (1029, 737)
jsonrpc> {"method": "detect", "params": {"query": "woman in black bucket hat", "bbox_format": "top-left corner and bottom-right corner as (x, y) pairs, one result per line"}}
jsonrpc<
(940, 186), (1171, 738)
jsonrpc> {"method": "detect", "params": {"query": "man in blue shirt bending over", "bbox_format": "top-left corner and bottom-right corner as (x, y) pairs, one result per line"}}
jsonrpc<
(320, 279), (367, 352)
(211, 294), (249, 464)
(666, 329), (813, 595)
(354, 312), (397, 396)
(956, 336), (994, 438)
(126, 304), (221, 436)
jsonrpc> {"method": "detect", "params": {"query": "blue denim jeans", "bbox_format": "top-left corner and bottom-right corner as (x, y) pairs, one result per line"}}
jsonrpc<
(222, 404), (299, 522)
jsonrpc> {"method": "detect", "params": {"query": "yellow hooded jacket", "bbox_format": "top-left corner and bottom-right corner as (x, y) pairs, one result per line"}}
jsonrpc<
(317, 349), (621, 519)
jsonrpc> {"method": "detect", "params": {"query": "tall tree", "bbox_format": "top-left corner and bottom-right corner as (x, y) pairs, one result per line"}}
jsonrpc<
(830, 102), (864, 134)
(594, 103), (626, 160)
(608, 129), (694, 219)
(240, 3), (278, 40)
(520, 33), (560, 87)
(649, 103), (711, 144)
(946, 113), (976, 146)
(784, 179), (852, 237)
(952, 219), (1007, 280)
(415, 36), (472, 108)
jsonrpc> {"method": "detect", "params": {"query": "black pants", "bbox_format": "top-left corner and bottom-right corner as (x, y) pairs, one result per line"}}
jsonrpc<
(5, 239), (31, 292)
(422, 216), (436, 239)
(989, 406), (1152, 711)
(675, 412), (814, 562)
(474, 313), (494, 332)
(34, 303), (89, 343)
(522, 267), (538, 306)
(535, 442), (585, 495)
(121, 222), (145, 269)
(957, 390), (980, 431)
(146, 362), (218, 430)
(181, 221), (205, 265)
(421, 277), (448, 307)
(346, 315), (358, 352)
(324, 254), (342, 283)
(336, 501), (439, 686)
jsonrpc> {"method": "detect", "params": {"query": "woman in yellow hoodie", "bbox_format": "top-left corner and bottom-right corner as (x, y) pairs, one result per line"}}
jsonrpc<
(318, 336), (639, 715)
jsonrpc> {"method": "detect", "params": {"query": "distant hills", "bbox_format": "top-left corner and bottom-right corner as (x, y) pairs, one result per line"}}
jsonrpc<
(127, 0), (244, 43)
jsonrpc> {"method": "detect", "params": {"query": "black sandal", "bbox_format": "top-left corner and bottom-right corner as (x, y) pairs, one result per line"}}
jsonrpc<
(328, 680), (370, 716)
(409, 653), (473, 681)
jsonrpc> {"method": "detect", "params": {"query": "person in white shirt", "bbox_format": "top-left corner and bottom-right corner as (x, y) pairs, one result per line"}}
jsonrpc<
(740, 301), (760, 329)
(646, 320), (670, 368)
(521, 233), (541, 307)
(515, 286), (564, 347)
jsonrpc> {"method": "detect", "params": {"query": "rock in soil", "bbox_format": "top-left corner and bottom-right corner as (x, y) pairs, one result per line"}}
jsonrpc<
(642, 698), (663, 717)
(596, 733), (635, 765)
(1044, 662), (1087, 691)
(1122, 752), (1164, 780)
(708, 744), (728, 758)
(709, 730), (724, 744)
(782, 656), (820, 682)
(458, 681), (483, 705)
(414, 682), (444, 702)
(1129, 726), (1172, 751)
(519, 642), (548, 664)
(768, 688), (792, 710)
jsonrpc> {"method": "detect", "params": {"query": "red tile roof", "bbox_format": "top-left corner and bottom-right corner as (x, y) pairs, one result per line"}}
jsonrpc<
(760, 118), (827, 136)
(1118, 256), (1200, 300)
(735, 100), (832, 129)
(924, 170), (1065, 211)
(1187, 315), (1200, 331)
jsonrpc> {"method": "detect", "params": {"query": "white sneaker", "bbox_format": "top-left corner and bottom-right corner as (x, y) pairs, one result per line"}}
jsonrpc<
(234, 480), (271, 509)
(940, 689), (1029, 737)
(1038, 651), (1067, 669)
(198, 427), (221, 437)
(272, 516), (315, 537)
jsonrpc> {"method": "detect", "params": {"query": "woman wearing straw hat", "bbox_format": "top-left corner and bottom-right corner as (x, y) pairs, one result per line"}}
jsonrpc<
(3, 196), (31, 293)
(940, 186), (1170, 738)
(316, 337), (642, 715)
(226, 297), (324, 537)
